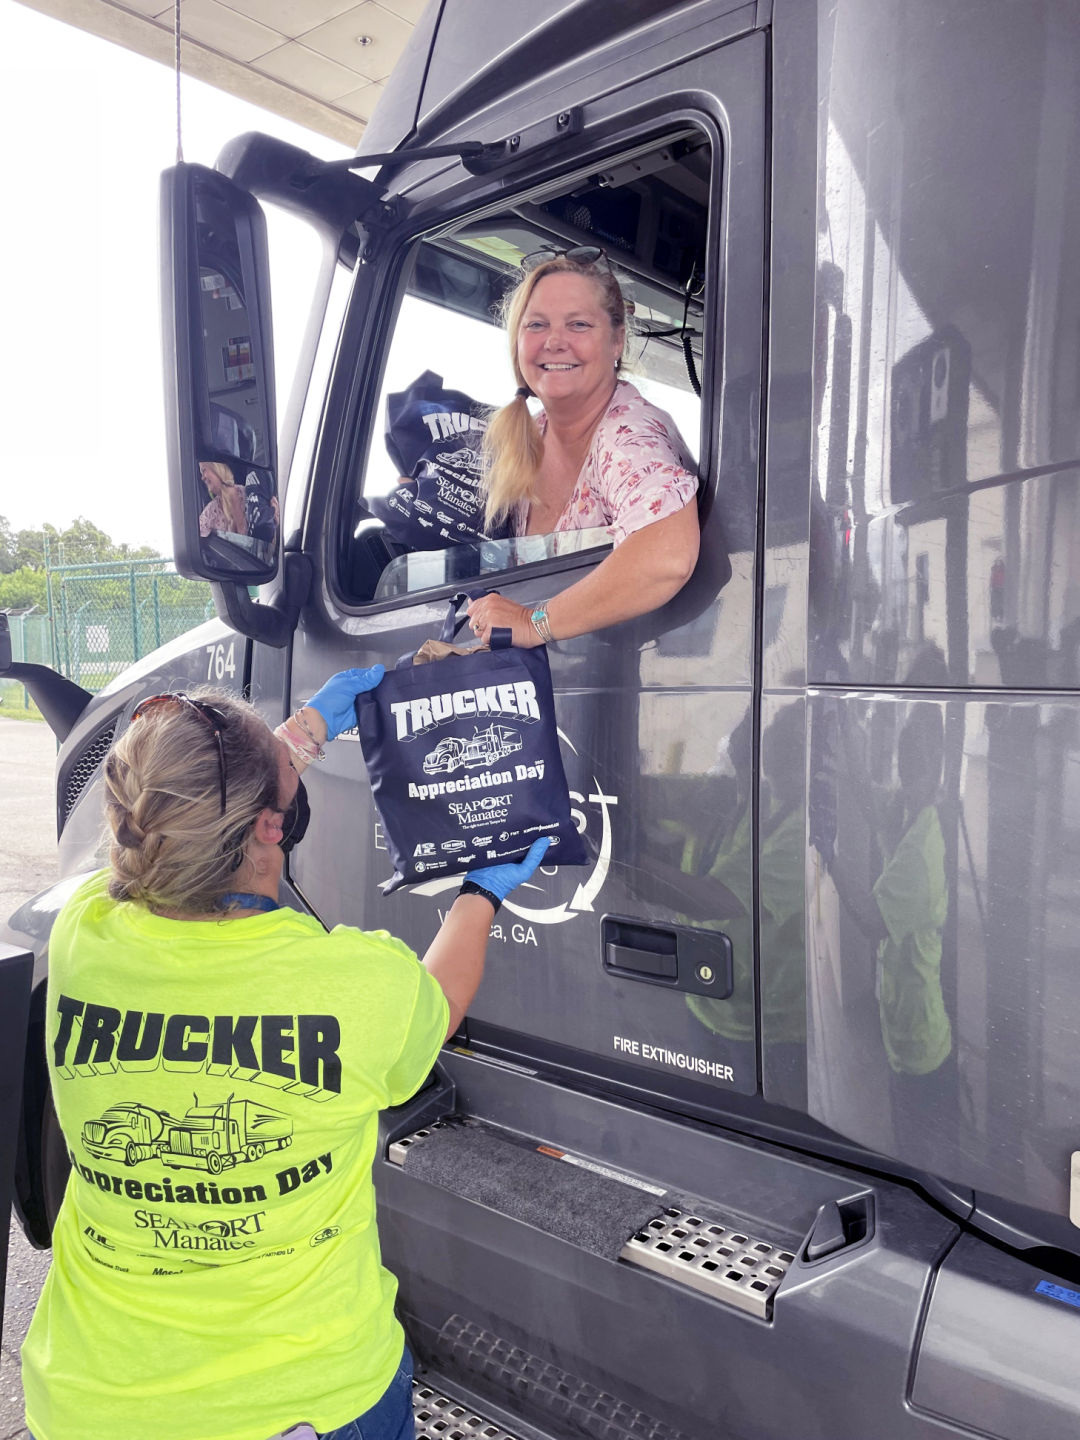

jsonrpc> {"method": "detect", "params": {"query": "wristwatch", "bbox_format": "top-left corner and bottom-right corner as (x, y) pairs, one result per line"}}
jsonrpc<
(460, 879), (502, 913)
(530, 604), (554, 644)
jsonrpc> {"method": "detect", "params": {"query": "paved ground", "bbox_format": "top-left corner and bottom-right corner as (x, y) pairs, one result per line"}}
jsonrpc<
(0, 717), (58, 1440)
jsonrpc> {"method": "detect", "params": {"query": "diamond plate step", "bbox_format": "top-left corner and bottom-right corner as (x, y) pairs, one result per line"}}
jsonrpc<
(413, 1379), (522, 1440)
(388, 1125), (796, 1319)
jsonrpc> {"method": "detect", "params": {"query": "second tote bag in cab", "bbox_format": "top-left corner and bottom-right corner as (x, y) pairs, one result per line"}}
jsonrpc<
(355, 601), (586, 892)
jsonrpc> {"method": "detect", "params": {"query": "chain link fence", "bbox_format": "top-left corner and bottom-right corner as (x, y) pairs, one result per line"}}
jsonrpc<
(2, 561), (214, 713)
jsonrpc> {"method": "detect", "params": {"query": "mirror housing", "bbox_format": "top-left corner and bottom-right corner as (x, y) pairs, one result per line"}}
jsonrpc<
(0, 614), (92, 741)
(161, 163), (280, 587)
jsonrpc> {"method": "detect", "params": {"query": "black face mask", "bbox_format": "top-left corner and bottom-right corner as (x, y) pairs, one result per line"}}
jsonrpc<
(279, 778), (310, 854)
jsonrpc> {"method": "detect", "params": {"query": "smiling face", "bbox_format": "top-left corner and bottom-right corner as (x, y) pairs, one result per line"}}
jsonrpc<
(515, 270), (624, 412)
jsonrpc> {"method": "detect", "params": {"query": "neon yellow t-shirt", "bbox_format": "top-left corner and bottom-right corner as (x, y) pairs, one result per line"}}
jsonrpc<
(872, 804), (951, 1076)
(22, 871), (448, 1440)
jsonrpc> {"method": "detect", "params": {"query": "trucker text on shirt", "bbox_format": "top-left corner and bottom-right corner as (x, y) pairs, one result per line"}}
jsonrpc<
(52, 995), (341, 1099)
(390, 680), (541, 741)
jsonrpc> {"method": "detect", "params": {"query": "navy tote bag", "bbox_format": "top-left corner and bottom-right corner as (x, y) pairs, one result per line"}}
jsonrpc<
(371, 370), (508, 549)
(355, 596), (586, 892)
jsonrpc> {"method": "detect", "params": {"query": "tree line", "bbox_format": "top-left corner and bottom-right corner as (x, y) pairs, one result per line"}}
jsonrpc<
(0, 515), (207, 612)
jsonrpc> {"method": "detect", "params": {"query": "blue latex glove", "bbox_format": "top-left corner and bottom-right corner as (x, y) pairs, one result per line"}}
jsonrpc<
(465, 836), (553, 905)
(305, 665), (385, 740)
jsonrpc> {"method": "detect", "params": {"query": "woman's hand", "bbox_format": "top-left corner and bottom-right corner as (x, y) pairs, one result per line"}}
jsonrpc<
(305, 665), (386, 740)
(465, 835), (553, 906)
(466, 593), (543, 647)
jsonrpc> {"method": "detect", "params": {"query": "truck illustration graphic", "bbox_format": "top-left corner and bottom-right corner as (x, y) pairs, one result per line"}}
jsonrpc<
(82, 1097), (292, 1174)
(433, 443), (482, 479)
(423, 723), (522, 775)
(81, 1103), (180, 1167)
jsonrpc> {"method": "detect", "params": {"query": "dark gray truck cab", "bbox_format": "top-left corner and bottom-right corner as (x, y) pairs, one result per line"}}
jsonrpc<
(6, 0), (1080, 1431)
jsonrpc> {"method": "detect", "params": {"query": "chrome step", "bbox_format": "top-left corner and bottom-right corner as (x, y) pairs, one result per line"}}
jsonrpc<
(389, 1119), (453, 1166)
(413, 1379), (522, 1440)
(388, 1124), (796, 1319)
(623, 1206), (795, 1319)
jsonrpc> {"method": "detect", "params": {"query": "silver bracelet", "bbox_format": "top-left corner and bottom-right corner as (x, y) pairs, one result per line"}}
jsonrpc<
(530, 602), (555, 645)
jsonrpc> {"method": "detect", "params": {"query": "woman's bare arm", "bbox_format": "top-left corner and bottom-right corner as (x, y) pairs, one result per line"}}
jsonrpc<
(467, 500), (700, 646)
(420, 892), (497, 1038)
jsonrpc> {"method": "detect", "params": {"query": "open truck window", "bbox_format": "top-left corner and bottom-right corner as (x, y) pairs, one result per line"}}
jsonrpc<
(341, 133), (710, 603)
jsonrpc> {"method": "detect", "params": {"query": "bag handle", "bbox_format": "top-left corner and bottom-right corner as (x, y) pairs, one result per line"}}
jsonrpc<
(391, 594), (512, 669)
(441, 589), (487, 643)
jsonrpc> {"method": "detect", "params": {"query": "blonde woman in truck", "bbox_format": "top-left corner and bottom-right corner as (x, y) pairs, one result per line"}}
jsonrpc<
(466, 247), (700, 647)
(199, 459), (248, 537)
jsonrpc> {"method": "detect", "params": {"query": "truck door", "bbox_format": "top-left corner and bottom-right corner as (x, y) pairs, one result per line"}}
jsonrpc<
(287, 30), (767, 1108)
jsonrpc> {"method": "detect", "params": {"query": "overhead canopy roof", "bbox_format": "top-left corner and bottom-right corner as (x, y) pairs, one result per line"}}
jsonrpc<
(13, 0), (423, 145)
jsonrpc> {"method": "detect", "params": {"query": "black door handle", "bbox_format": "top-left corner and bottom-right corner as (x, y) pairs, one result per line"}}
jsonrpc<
(601, 915), (733, 998)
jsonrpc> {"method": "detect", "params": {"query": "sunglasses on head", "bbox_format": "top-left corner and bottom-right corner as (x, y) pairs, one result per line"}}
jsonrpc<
(131, 692), (229, 815)
(520, 244), (611, 273)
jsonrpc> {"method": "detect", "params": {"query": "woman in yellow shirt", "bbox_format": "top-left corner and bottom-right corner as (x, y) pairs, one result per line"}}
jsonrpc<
(23, 673), (548, 1440)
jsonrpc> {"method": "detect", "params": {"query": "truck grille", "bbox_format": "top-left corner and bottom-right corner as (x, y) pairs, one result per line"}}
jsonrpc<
(63, 719), (117, 818)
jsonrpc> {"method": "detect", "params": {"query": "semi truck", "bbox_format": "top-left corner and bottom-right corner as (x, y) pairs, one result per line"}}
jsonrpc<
(4, 0), (1080, 1434)
(158, 1099), (292, 1174)
(80, 1097), (292, 1172)
(424, 724), (523, 775)
(81, 1102), (176, 1166)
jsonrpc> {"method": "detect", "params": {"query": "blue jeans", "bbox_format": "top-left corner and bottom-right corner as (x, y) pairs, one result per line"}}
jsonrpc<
(319, 1348), (415, 1440)
(29, 1350), (415, 1440)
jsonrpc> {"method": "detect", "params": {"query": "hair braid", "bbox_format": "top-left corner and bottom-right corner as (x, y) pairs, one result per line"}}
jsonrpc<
(103, 690), (280, 914)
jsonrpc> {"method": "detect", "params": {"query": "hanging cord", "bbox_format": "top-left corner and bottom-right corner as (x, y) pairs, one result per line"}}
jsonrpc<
(681, 262), (704, 398)
(174, 0), (184, 163)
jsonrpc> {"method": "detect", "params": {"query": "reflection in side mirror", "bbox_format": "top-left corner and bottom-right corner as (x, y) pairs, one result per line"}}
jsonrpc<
(161, 163), (279, 585)
(196, 458), (279, 572)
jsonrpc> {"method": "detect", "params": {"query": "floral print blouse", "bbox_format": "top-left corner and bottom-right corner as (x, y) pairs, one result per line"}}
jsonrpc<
(515, 380), (698, 544)
(198, 497), (246, 538)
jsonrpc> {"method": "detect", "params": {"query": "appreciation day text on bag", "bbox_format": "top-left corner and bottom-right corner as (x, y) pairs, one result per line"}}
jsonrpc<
(354, 596), (586, 892)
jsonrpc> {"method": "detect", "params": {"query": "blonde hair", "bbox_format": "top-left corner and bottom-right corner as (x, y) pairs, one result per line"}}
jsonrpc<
(104, 690), (280, 915)
(202, 462), (247, 535)
(482, 257), (631, 530)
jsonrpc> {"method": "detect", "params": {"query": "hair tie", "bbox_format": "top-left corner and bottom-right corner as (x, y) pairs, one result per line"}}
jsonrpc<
(515, 386), (531, 400)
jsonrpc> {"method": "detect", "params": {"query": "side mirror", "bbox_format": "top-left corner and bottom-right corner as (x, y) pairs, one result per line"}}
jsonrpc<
(161, 163), (279, 586)
(0, 612), (92, 740)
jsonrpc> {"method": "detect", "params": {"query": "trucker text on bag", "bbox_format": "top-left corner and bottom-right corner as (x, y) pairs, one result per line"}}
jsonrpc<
(354, 596), (586, 892)
(372, 370), (507, 549)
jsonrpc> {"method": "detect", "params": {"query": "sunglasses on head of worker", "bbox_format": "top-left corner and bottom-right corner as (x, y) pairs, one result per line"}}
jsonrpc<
(131, 692), (229, 815)
(520, 245), (612, 274)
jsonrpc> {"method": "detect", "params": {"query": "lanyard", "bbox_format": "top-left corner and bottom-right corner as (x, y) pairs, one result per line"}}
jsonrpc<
(218, 892), (280, 913)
